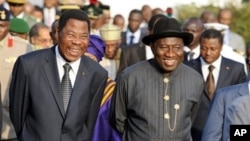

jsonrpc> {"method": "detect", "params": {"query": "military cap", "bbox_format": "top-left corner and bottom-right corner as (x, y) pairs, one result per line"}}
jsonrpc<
(7, 0), (26, 4)
(100, 24), (121, 41)
(82, 4), (103, 19)
(0, 6), (10, 21)
(204, 23), (229, 35)
(10, 18), (29, 33)
(58, 4), (80, 11)
(100, 4), (110, 17)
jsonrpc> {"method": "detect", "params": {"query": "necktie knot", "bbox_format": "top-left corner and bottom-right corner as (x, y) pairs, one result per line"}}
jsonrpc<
(129, 35), (134, 45)
(208, 65), (215, 72)
(63, 63), (71, 73)
(188, 51), (195, 60)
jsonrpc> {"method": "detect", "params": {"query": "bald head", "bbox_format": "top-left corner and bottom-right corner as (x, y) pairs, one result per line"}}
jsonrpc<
(183, 17), (204, 49)
(218, 9), (232, 26)
(200, 10), (218, 23)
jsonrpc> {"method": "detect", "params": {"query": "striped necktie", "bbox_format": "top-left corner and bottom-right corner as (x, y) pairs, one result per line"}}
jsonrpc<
(61, 63), (72, 111)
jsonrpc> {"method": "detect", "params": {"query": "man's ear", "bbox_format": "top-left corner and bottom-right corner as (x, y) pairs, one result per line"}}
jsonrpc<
(30, 36), (35, 44)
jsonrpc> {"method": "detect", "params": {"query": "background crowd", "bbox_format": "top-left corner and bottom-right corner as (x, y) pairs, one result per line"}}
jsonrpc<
(0, 0), (250, 141)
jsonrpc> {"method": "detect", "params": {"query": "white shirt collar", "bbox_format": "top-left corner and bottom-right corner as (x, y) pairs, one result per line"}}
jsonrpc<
(184, 45), (200, 60)
(55, 45), (81, 86)
(200, 55), (222, 86)
(126, 28), (141, 45)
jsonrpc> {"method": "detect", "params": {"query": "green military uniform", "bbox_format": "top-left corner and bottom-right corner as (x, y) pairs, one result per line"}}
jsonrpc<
(0, 7), (33, 140)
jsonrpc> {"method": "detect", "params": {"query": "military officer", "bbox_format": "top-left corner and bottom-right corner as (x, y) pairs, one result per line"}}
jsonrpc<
(0, 7), (33, 141)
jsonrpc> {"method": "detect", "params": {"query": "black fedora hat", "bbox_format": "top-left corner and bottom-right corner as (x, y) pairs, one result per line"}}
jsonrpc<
(142, 18), (193, 46)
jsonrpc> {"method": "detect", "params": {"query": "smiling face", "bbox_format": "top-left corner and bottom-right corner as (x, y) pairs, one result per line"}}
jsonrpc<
(58, 19), (89, 62)
(152, 37), (184, 74)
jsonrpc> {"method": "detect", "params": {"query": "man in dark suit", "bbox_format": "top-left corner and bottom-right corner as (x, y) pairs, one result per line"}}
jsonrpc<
(186, 29), (247, 141)
(201, 81), (250, 141)
(117, 14), (166, 75)
(182, 17), (204, 62)
(120, 9), (147, 46)
(223, 94), (250, 141)
(9, 9), (108, 141)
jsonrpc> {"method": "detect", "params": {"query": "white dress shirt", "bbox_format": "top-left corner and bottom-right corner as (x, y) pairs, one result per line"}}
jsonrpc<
(56, 46), (80, 87)
(126, 29), (141, 45)
(200, 56), (222, 87)
(44, 7), (56, 27)
(184, 45), (200, 61)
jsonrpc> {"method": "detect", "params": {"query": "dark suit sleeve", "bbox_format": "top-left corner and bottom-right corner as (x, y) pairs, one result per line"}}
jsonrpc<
(237, 64), (247, 83)
(109, 73), (127, 134)
(201, 90), (225, 141)
(9, 57), (30, 138)
(117, 49), (128, 77)
(85, 73), (108, 139)
(0, 83), (2, 140)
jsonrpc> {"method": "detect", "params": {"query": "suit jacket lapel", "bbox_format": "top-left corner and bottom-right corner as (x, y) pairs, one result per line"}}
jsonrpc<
(216, 57), (231, 89)
(66, 56), (88, 116)
(43, 47), (65, 118)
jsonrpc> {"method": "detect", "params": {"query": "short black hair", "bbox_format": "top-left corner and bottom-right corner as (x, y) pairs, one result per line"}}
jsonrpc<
(200, 29), (223, 45)
(128, 9), (142, 19)
(58, 9), (90, 33)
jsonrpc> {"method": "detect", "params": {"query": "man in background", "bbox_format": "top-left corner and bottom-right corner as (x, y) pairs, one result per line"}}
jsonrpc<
(218, 8), (245, 56)
(29, 23), (52, 49)
(99, 23), (121, 80)
(0, 7), (33, 141)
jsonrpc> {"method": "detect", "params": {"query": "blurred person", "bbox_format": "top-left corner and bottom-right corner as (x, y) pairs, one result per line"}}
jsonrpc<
(121, 9), (146, 46)
(9, 9), (108, 141)
(7, 0), (37, 27)
(99, 24), (121, 80)
(223, 94), (250, 141)
(84, 35), (122, 141)
(246, 41), (250, 73)
(50, 19), (59, 44)
(152, 7), (165, 15)
(117, 14), (166, 76)
(166, 7), (173, 18)
(182, 17), (205, 62)
(98, 3), (110, 24)
(140, 4), (152, 28)
(31, 5), (43, 23)
(201, 80), (250, 141)
(200, 10), (218, 23)
(82, 1), (103, 35)
(24, 1), (34, 16)
(9, 17), (29, 40)
(110, 17), (204, 141)
(218, 8), (245, 56)
(29, 23), (53, 49)
(112, 14), (125, 31)
(0, 7), (33, 141)
(43, 0), (59, 27)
